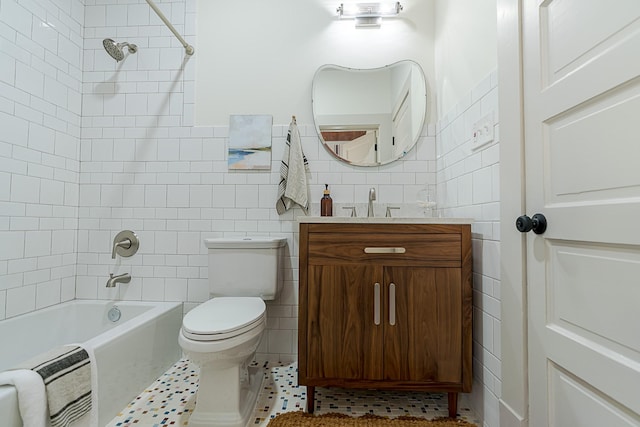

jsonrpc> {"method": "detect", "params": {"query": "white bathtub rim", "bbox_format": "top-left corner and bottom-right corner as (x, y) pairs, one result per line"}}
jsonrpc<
(0, 300), (182, 373)
(82, 300), (182, 349)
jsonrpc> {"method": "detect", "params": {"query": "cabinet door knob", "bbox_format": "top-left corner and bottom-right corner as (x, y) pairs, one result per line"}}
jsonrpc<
(389, 283), (396, 326)
(374, 283), (381, 325)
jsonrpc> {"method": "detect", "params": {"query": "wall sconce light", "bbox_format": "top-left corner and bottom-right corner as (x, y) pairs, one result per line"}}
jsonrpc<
(337, 2), (403, 28)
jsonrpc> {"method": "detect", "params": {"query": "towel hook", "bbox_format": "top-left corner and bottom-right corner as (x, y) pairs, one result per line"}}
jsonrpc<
(292, 115), (297, 124)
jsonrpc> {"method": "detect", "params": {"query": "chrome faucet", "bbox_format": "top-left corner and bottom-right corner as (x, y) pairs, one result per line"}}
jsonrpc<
(385, 206), (400, 218)
(342, 206), (357, 217)
(106, 272), (131, 288)
(367, 187), (376, 217)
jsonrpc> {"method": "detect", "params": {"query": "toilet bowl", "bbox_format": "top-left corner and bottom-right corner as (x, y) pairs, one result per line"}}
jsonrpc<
(179, 297), (266, 427)
(179, 237), (286, 427)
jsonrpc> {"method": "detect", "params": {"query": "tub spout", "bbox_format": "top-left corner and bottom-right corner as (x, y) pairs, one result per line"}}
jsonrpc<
(106, 272), (131, 288)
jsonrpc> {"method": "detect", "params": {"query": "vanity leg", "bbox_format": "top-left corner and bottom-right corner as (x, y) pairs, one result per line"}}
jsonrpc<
(447, 392), (458, 418)
(306, 386), (315, 413)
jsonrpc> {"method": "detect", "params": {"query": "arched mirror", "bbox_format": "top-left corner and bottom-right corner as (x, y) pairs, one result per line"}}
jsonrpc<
(312, 60), (427, 166)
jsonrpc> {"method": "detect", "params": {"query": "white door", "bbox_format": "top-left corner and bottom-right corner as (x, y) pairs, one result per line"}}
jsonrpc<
(343, 131), (378, 164)
(522, 1), (640, 425)
(392, 90), (411, 158)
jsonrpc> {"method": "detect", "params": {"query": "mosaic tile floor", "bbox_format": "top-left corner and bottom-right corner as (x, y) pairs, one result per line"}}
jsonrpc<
(106, 359), (479, 427)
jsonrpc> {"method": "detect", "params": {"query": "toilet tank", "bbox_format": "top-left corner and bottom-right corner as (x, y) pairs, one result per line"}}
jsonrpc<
(204, 237), (287, 300)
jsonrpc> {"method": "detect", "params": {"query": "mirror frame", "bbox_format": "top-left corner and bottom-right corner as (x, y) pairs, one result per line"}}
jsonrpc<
(312, 60), (427, 167)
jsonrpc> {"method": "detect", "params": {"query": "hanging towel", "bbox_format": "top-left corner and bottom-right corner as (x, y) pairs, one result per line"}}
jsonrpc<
(276, 117), (310, 214)
(0, 369), (48, 427)
(16, 345), (93, 427)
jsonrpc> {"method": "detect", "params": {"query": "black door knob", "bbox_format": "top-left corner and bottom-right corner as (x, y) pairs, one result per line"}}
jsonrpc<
(516, 213), (547, 235)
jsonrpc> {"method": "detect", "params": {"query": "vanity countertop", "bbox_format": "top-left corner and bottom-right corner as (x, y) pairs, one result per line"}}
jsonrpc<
(298, 216), (474, 224)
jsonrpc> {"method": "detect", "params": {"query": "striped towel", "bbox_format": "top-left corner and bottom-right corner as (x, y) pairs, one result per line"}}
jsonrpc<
(20, 346), (92, 427)
(276, 118), (310, 214)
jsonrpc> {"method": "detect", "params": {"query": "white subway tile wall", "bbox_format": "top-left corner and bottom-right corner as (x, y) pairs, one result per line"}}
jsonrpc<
(0, 0), (437, 363)
(436, 70), (500, 427)
(0, 1), (499, 425)
(0, 0), (82, 316)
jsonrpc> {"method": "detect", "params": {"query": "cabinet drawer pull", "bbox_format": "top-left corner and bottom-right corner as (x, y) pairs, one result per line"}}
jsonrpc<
(364, 247), (406, 254)
(374, 283), (381, 325)
(389, 283), (396, 326)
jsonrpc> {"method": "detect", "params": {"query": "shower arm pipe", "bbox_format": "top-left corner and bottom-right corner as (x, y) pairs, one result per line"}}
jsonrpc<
(145, 0), (194, 56)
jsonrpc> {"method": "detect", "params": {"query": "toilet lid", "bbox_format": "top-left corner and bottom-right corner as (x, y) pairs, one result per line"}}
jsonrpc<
(182, 297), (266, 341)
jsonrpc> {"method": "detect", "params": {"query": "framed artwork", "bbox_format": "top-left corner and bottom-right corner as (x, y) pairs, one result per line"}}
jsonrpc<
(228, 115), (272, 170)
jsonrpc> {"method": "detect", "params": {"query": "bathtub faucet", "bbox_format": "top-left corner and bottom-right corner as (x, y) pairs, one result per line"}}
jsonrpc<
(106, 272), (131, 288)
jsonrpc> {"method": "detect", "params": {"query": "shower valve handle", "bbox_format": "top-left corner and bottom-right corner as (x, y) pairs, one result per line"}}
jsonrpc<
(112, 230), (140, 259)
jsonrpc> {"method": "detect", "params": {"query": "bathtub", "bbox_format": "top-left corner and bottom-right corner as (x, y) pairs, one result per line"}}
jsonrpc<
(0, 300), (183, 427)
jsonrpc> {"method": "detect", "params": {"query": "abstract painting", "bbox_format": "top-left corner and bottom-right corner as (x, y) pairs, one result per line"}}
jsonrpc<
(228, 115), (272, 170)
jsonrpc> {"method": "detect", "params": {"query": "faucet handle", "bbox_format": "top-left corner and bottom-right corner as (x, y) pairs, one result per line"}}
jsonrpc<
(342, 206), (357, 217)
(385, 206), (400, 218)
(112, 230), (139, 259)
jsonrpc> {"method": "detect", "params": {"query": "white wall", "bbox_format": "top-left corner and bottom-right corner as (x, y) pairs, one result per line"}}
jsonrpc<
(195, 0), (437, 125)
(434, 3), (500, 426)
(0, 0), (83, 318)
(435, 0), (497, 118)
(437, 72), (500, 427)
(0, 0), (438, 363)
(314, 70), (392, 115)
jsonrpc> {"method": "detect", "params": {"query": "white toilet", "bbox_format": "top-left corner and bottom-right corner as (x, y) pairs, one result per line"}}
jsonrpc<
(178, 236), (287, 427)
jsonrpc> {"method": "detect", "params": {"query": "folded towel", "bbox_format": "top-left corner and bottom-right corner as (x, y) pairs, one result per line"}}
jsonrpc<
(18, 346), (92, 427)
(276, 117), (310, 214)
(0, 369), (48, 427)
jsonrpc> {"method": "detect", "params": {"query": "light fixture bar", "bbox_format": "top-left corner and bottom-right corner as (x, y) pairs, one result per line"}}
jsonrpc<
(337, 2), (403, 27)
(337, 2), (402, 18)
(355, 16), (383, 28)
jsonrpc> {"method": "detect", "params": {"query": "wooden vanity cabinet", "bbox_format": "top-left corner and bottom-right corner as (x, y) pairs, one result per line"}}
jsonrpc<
(298, 222), (472, 418)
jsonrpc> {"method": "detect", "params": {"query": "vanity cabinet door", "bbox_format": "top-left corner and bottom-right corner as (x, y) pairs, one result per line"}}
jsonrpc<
(383, 267), (463, 384)
(306, 264), (384, 381)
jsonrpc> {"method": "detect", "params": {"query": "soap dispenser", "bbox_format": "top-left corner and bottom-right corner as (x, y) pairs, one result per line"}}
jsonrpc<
(320, 184), (333, 216)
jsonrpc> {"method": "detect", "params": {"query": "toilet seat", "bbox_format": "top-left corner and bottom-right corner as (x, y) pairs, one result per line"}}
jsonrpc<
(182, 297), (266, 342)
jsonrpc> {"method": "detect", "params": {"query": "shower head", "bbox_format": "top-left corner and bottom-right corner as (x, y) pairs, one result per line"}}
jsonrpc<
(102, 38), (138, 62)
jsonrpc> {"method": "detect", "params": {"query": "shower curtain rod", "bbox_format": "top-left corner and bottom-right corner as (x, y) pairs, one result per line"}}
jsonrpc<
(145, 0), (195, 56)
